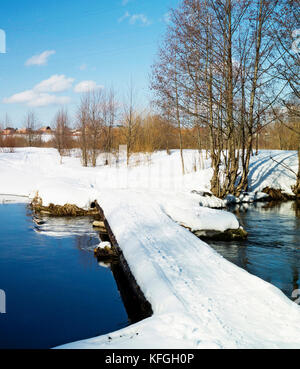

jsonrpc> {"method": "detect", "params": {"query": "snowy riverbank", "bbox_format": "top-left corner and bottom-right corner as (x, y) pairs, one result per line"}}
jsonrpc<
(1, 148), (300, 348)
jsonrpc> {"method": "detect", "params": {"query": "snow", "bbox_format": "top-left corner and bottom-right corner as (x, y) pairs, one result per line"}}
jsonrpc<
(0, 148), (297, 204)
(225, 192), (269, 204)
(247, 150), (297, 195)
(0, 194), (28, 204)
(0, 148), (299, 349)
(153, 191), (239, 232)
(96, 242), (112, 249)
(58, 189), (300, 349)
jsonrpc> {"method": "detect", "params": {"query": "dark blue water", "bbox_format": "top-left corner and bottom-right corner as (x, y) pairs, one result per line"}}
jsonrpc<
(0, 203), (128, 349)
(207, 201), (300, 300)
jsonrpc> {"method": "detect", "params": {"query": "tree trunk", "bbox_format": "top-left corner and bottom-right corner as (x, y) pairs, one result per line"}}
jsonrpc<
(236, 0), (264, 194)
(174, 57), (185, 175)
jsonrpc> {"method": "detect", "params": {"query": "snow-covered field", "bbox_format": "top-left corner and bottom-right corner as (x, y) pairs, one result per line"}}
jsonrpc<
(0, 148), (299, 349)
(0, 148), (297, 197)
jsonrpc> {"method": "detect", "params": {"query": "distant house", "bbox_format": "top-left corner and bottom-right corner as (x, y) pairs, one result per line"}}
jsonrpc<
(40, 126), (52, 133)
(71, 129), (82, 137)
(3, 127), (16, 135)
(16, 128), (28, 134)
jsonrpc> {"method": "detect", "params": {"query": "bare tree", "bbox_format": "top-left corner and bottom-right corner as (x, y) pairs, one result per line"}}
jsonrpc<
(77, 90), (106, 167)
(88, 91), (104, 167)
(25, 111), (37, 147)
(77, 95), (90, 167)
(102, 87), (118, 164)
(273, 0), (300, 197)
(122, 82), (140, 165)
(151, 0), (285, 198)
(53, 108), (71, 162)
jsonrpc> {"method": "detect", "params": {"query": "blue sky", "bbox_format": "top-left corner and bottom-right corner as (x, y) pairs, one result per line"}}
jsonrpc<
(0, 0), (179, 127)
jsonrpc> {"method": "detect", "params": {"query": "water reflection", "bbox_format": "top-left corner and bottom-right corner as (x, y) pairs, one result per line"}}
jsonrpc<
(0, 195), (28, 204)
(34, 215), (97, 238)
(207, 201), (300, 300)
(94, 256), (153, 325)
(292, 201), (300, 218)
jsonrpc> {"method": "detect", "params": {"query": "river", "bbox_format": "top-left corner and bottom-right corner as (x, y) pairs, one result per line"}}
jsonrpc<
(207, 201), (300, 301)
(0, 202), (128, 349)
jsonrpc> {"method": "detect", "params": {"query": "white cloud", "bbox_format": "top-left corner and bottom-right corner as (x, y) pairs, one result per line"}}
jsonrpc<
(129, 14), (150, 25)
(34, 75), (74, 93)
(79, 64), (87, 71)
(118, 11), (130, 23)
(3, 90), (37, 104)
(74, 81), (104, 93)
(28, 94), (71, 107)
(25, 50), (56, 66)
(3, 90), (70, 107)
(3, 74), (73, 107)
(118, 11), (151, 26)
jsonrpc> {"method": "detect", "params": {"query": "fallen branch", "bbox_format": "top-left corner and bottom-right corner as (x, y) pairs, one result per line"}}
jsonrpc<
(270, 156), (297, 177)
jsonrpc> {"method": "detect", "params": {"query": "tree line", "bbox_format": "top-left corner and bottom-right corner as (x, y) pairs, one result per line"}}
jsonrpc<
(151, 0), (299, 197)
